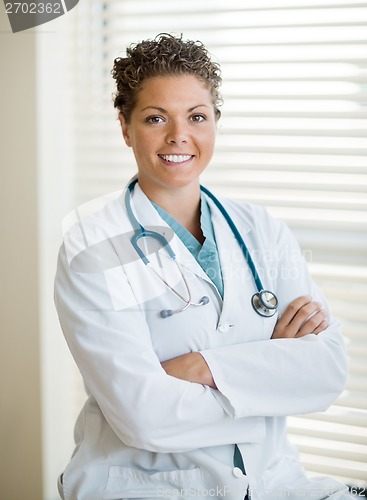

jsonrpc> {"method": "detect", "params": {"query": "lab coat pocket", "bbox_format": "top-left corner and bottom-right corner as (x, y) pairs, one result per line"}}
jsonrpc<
(103, 466), (204, 499)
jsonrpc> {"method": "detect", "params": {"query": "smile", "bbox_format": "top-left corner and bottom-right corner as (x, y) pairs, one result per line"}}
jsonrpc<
(159, 154), (193, 163)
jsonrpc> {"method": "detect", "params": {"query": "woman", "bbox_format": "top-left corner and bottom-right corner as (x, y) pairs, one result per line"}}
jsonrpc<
(55, 34), (352, 500)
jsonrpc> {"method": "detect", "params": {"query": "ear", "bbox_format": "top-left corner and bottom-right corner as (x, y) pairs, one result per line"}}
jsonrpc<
(118, 113), (132, 147)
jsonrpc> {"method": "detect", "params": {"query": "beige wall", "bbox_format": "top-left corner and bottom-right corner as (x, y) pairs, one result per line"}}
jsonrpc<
(0, 8), (43, 500)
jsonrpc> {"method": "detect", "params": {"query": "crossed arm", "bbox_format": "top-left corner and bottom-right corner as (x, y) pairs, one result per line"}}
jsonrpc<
(161, 296), (328, 389)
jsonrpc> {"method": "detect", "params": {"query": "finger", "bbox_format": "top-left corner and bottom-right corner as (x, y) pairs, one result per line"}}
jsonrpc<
(274, 300), (322, 338)
(311, 319), (329, 334)
(295, 309), (328, 337)
(275, 295), (313, 332)
(289, 300), (323, 335)
(297, 304), (325, 331)
(276, 297), (319, 337)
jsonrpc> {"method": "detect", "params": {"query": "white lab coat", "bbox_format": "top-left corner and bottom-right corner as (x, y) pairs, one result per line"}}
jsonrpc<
(55, 180), (352, 500)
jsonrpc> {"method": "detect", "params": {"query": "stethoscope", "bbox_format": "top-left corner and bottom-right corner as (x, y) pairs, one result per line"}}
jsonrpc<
(125, 179), (278, 319)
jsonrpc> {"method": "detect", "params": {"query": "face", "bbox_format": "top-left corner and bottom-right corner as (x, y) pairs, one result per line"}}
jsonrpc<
(119, 74), (217, 197)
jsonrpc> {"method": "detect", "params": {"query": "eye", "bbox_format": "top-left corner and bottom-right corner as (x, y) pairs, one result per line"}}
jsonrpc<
(145, 115), (165, 124)
(190, 114), (206, 123)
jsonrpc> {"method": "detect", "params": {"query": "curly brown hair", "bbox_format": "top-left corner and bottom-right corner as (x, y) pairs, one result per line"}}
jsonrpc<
(112, 33), (222, 123)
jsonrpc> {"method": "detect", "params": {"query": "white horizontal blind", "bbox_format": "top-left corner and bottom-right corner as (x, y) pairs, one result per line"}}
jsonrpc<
(66, 0), (367, 487)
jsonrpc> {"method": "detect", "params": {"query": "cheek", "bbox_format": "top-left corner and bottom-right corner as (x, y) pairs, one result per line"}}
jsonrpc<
(129, 129), (144, 149)
(200, 129), (216, 155)
(132, 132), (159, 162)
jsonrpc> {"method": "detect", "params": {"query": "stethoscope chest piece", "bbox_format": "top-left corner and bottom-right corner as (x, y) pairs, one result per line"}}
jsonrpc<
(251, 290), (278, 318)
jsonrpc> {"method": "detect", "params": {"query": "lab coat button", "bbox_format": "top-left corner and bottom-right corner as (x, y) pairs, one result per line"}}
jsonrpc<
(218, 323), (230, 333)
(232, 467), (244, 478)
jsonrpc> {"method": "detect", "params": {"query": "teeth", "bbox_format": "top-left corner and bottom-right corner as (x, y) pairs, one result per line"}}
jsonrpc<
(160, 155), (192, 163)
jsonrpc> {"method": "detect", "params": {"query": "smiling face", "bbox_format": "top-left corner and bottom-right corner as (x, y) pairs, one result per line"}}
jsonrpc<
(119, 74), (217, 200)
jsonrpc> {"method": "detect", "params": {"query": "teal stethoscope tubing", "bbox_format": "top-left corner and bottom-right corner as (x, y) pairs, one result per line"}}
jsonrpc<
(125, 179), (278, 318)
(200, 185), (262, 290)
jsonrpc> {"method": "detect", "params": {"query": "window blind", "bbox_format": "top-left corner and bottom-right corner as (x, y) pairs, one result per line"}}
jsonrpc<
(66, 0), (367, 487)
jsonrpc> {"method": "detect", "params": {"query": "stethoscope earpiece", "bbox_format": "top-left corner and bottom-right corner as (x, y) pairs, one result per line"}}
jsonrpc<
(160, 309), (173, 318)
(160, 296), (210, 319)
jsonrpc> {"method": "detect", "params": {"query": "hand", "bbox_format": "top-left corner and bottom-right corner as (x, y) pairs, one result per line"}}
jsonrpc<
(161, 352), (217, 388)
(272, 295), (328, 339)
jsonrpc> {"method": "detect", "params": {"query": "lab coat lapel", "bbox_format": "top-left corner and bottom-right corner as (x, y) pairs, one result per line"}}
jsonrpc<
(207, 196), (252, 317)
(130, 183), (214, 287)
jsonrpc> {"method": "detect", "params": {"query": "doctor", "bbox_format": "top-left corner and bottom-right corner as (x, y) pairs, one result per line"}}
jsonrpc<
(55, 34), (352, 499)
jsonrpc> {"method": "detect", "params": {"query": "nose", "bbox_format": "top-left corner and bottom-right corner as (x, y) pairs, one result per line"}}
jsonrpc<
(165, 120), (188, 144)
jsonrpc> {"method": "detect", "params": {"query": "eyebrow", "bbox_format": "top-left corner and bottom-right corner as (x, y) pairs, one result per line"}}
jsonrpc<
(140, 104), (210, 113)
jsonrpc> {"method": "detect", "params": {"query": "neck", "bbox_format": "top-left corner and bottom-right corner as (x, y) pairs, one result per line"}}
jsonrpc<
(139, 181), (204, 243)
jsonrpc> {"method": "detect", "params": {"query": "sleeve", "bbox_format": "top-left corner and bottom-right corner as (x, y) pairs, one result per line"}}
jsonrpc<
(200, 216), (349, 419)
(54, 243), (265, 453)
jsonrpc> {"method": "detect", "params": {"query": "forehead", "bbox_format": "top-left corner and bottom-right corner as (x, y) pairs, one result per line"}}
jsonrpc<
(134, 74), (213, 110)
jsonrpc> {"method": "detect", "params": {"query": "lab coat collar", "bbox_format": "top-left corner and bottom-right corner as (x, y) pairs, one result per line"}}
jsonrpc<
(203, 191), (252, 237)
(205, 194), (251, 311)
(127, 180), (217, 290)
